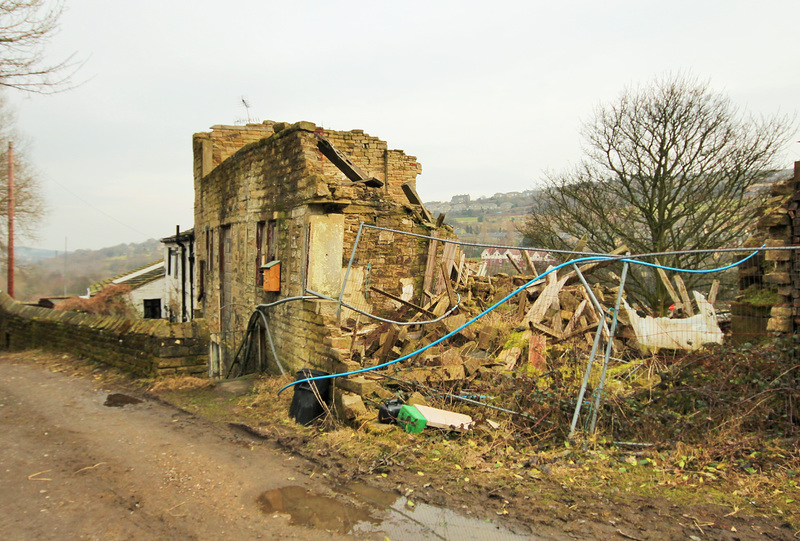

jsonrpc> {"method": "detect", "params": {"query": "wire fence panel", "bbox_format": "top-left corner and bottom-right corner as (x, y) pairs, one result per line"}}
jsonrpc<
(338, 224), (464, 325)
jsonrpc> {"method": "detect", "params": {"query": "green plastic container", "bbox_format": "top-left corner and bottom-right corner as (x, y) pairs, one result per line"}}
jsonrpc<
(397, 405), (427, 433)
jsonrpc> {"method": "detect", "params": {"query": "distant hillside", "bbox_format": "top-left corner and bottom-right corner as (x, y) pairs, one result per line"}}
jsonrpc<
(425, 189), (540, 256)
(3, 239), (163, 302)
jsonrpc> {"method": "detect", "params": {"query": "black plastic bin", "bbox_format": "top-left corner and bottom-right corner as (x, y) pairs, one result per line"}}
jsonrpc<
(288, 369), (331, 425)
(378, 397), (405, 424)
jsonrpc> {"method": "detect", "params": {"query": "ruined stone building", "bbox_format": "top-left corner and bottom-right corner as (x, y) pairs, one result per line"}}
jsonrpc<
(192, 121), (440, 377)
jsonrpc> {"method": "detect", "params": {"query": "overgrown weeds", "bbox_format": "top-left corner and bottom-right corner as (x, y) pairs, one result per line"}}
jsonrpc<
(82, 338), (800, 529)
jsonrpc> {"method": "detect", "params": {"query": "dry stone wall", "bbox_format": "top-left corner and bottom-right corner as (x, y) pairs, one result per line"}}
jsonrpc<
(0, 293), (208, 377)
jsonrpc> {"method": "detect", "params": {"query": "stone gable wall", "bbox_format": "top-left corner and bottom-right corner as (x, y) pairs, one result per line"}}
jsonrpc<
(0, 293), (208, 377)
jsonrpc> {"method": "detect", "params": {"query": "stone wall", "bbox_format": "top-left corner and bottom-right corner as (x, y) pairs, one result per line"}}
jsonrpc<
(0, 293), (208, 377)
(741, 161), (800, 336)
(193, 120), (438, 376)
(193, 122), (276, 179)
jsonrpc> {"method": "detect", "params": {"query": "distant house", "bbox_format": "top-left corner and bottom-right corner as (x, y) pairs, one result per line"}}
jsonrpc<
(481, 247), (523, 263)
(161, 228), (196, 322)
(82, 229), (197, 321)
(480, 248), (556, 274)
(88, 260), (166, 319)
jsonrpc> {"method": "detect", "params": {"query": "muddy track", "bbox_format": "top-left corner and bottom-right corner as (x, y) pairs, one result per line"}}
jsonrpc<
(1, 352), (794, 541)
(0, 354), (539, 540)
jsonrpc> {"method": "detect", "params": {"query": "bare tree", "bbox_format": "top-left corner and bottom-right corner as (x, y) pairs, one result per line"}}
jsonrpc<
(0, 92), (46, 250)
(0, 0), (79, 92)
(520, 74), (795, 311)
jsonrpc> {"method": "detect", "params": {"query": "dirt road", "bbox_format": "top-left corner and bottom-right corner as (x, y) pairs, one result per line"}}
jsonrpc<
(0, 355), (343, 540)
(0, 354), (535, 541)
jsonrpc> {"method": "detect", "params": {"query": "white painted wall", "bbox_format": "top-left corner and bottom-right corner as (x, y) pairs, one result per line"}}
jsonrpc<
(127, 277), (166, 319)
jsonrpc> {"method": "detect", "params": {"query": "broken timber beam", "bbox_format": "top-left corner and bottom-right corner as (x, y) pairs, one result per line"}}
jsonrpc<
(456, 252), (466, 287)
(402, 182), (434, 222)
(563, 299), (588, 336)
(440, 261), (458, 308)
(370, 286), (436, 317)
(529, 321), (563, 340)
(506, 253), (523, 274)
(673, 275), (694, 317)
(422, 238), (439, 301)
(315, 133), (383, 188)
(708, 280), (720, 305)
(523, 269), (568, 325)
(654, 258), (683, 311)
(377, 324), (400, 362)
(523, 250), (538, 276)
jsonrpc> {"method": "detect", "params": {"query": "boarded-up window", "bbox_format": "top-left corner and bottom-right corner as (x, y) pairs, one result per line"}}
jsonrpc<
(306, 214), (344, 297)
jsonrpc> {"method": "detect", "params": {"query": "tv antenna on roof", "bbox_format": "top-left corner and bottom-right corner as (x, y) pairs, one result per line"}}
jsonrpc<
(235, 96), (259, 125)
(241, 97), (251, 122)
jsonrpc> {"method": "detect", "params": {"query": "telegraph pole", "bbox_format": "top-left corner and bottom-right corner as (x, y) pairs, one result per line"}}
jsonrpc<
(7, 141), (14, 298)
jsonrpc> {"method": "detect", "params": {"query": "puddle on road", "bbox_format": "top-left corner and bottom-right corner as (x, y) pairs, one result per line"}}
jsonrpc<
(257, 485), (376, 535)
(257, 482), (533, 540)
(103, 393), (142, 407)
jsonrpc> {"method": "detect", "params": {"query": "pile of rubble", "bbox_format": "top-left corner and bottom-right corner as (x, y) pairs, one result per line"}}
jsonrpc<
(330, 247), (724, 427)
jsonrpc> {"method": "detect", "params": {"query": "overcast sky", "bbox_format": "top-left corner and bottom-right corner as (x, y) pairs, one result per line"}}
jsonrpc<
(8, 0), (800, 252)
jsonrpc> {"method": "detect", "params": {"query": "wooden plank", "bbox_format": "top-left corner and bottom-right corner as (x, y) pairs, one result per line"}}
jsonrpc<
(434, 242), (458, 295)
(401, 181), (433, 221)
(516, 293), (529, 320)
(550, 302), (563, 335)
(523, 250), (539, 276)
(581, 287), (600, 321)
(315, 133), (375, 184)
(410, 292), (446, 322)
(523, 269), (568, 325)
(497, 346), (522, 371)
(456, 252), (466, 286)
(377, 324), (400, 362)
(528, 333), (547, 370)
(708, 279), (720, 305)
(414, 404), (474, 432)
(562, 322), (599, 341)
(431, 295), (451, 317)
(529, 321), (563, 340)
(369, 285), (436, 317)
(654, 258), (683, 310)
(440, 261), (458, 308)
(673, 275), (694, 317)
(506, 252), (523, 274)
(564, 299), (588, 335)
(422, 237), (439, 301)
